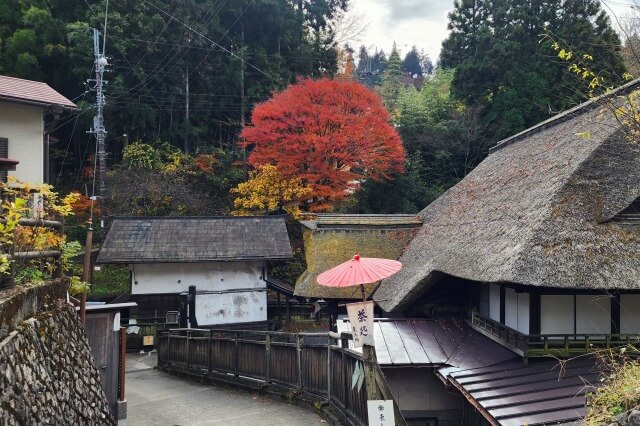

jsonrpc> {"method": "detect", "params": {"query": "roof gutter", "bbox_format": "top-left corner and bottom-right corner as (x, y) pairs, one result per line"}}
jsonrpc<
(0, 95), (78, 112)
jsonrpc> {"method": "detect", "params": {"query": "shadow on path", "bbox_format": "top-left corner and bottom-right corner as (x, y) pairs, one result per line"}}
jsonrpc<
(125, 352), (326, 426)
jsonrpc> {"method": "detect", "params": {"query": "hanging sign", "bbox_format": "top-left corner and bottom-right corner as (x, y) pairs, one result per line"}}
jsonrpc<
(346, 301), (375, 348)
(351, 361), (362, 390)
(367, 400), (395, 426)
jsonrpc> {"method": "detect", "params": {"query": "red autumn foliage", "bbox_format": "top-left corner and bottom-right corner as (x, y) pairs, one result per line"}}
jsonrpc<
(239, 78), (405, 211)
(69, 191), (99, 222)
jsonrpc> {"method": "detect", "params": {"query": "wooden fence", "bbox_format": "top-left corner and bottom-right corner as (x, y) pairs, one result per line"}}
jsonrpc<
(157, 328), (369, 425)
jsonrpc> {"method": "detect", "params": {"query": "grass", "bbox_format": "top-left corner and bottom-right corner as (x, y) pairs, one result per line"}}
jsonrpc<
(585, 348), (640, 425)
(90, 265), (130, 299)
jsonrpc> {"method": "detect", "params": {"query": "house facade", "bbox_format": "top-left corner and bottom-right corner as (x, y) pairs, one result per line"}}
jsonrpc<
(0, 75), (77, 183)
(97, 216), (292, 328)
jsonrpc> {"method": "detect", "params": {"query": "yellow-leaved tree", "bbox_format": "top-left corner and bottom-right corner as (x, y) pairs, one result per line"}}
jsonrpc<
(231, 165), (312, 218)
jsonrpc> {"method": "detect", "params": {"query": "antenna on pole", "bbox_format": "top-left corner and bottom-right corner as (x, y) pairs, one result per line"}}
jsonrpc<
(82, 3), (109, 325)
(88, 27), (108, 228)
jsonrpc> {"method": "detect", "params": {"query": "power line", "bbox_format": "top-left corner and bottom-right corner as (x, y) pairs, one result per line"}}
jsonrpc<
(141, 0), (281, 84)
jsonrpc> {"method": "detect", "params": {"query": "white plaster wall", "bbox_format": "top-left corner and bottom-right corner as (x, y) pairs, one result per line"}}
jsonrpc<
(517, 292), (530, 334)
(196, 291), (267, 325)
(541, 295), (574, 335)
(0, 101), (43, 183)
(621, 294), (640, 334)
(489, 284), (500, 322)
(131, 261), (265, 295)
(505, 288), (518, 330)
(576, 295), (611, 335)
(505, 288), (529, 334)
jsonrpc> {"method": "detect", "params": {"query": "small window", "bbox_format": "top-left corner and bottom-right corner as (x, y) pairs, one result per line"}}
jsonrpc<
(0, 138), (7, 183)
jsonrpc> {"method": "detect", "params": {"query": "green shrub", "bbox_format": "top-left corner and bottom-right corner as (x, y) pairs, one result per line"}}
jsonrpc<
(585, 348), (640, 425)
(90, 265), (130, 298)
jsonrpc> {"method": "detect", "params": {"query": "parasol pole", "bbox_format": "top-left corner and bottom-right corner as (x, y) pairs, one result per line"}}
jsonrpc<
(360, 283), (366, 302)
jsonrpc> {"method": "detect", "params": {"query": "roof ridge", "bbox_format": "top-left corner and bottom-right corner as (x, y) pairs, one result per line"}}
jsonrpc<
(489, 78), (640, 153)
(111, 215), (288, 220)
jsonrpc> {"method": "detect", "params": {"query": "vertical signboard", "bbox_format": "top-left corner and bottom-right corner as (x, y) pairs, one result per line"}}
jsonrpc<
(346, 301), (375, 348)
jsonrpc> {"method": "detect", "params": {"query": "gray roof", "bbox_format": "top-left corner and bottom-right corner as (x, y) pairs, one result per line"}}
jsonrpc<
(97, 216), (292, 264)
(376, 80), (640, 312)
(337, 315), (517, 367)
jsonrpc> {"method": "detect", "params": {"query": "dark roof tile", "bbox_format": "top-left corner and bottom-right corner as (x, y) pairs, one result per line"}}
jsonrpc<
(97, 216), (292, 263)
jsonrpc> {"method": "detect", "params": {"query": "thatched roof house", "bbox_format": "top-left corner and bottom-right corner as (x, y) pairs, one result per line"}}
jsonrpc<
(376, 80), (640, 313)
(295, 214), (421, 299)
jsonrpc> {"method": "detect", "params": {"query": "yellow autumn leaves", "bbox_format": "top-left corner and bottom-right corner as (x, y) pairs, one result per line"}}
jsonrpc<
(231, 165), (312, 218)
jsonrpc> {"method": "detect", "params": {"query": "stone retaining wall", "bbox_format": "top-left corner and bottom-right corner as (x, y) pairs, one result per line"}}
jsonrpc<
(0, 302), (113, 424)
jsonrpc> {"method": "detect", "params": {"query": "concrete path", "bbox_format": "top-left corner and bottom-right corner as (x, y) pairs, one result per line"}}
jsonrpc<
(125, 352), (326, 426)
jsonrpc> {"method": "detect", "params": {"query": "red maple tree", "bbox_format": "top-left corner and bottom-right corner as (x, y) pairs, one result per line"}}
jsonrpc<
(240, 78), (405, 211)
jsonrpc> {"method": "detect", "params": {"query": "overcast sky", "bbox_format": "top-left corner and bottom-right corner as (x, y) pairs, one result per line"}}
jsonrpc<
(346, 0), (635, 65)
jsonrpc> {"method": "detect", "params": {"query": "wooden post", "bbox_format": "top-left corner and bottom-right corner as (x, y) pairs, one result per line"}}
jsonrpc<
(265, 334), (271, 386)
(80, 219), (93, 326)
(186, 330), (191, 368)
(234, 332), (240, 377)
(207, 329), (213, 372)
(188, 285), (197, 328)
(362, 344), (380, 401)
(118, 327), (126, 401)
(326, 343), (332, 400)
(277, 293), (282, 330)
(296, 334), (302, 389)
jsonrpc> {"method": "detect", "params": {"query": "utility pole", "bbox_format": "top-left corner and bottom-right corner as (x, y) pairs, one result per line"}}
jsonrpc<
(184, 62), (190, 154)
(239, 24), (245, 129)
(82, 27), (108, 324)
(88, 28), (108, 227)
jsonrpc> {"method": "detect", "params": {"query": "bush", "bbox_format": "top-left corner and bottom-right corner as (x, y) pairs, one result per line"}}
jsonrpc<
(585, 348), (640, 425)
(90, 265), (130, 299)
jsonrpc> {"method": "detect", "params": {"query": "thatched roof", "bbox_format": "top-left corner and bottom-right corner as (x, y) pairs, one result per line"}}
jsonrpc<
(294, 214), (421, 299)
(97, 216), (292, 264)
(376, 80), (640, 312)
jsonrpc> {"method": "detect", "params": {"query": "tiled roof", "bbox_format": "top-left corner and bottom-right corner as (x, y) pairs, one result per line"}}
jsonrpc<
(0, 75), (77, 110)
(97, 216), (293, 263)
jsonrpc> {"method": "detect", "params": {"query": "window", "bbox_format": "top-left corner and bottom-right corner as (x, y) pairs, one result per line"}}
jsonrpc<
(0, 138), (7, 183)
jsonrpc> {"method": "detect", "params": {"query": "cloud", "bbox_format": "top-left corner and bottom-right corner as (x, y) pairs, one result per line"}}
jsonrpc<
(346, 0), (453, 60)
(378, 0), (453, 23)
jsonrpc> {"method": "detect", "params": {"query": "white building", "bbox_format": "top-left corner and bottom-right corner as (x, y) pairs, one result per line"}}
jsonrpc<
(96, 216), (293, 328)
(0, 75), (77, 183)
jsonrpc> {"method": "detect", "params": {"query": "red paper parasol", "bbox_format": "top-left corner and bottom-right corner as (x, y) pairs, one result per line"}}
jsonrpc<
(317, 254), (402, 300)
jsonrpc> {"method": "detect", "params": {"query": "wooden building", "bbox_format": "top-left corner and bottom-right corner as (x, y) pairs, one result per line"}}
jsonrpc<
(96, 216), (292, 328)
(369, 79), (640, 424)
(295, 214), (422, 301)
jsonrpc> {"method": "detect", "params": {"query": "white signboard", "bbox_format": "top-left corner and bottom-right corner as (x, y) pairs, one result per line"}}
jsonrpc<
(346, 301), (375, 348)
(196, 291), (267, 326)
(367, 400), (394, 426)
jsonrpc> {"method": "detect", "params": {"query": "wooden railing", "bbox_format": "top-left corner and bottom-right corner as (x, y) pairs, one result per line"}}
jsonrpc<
(157, 328), (369, 425)
(1, 218), (63, 288)
(471, 312), (640, 357)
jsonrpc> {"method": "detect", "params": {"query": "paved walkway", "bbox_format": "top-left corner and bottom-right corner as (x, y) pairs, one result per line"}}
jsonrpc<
(125, 352), (326, 425)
